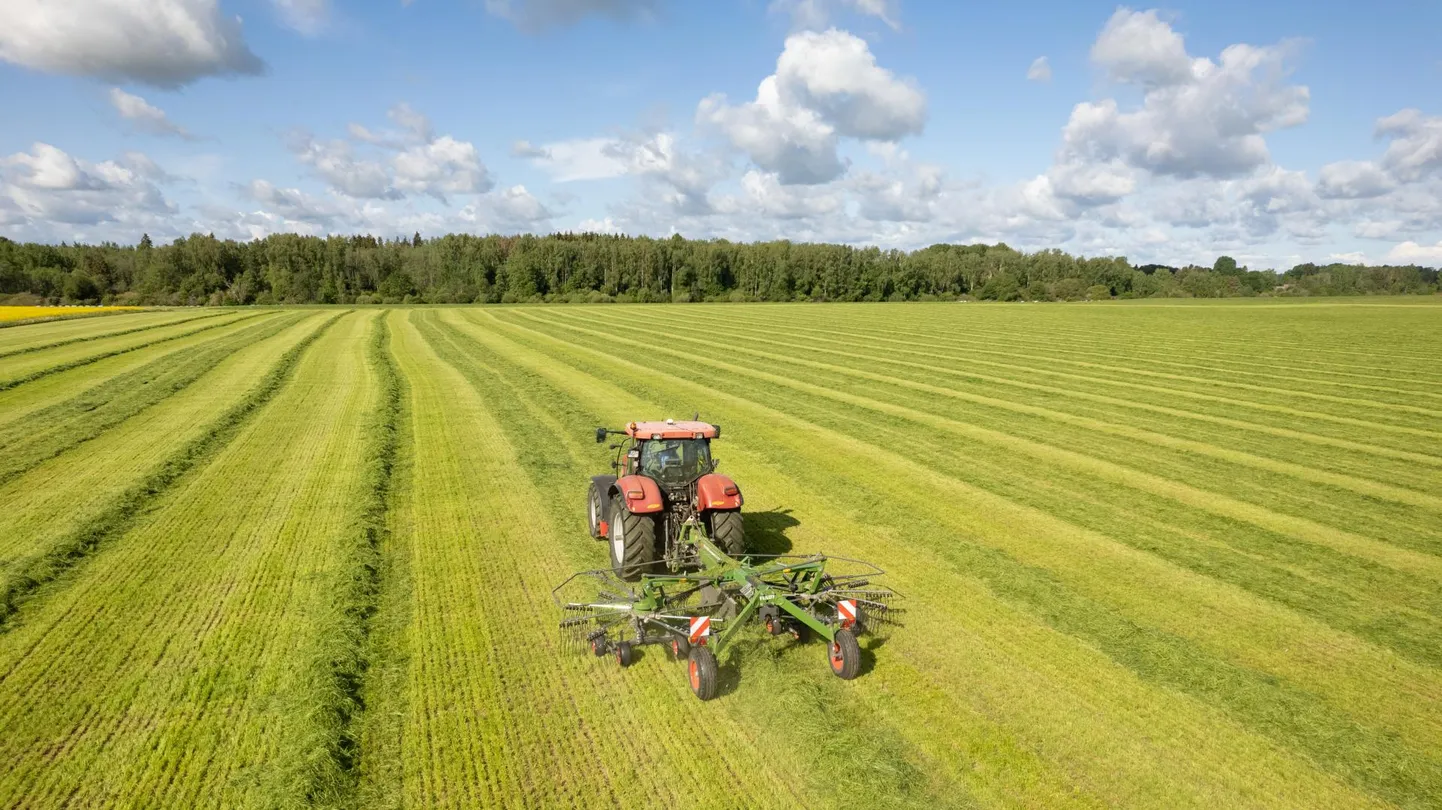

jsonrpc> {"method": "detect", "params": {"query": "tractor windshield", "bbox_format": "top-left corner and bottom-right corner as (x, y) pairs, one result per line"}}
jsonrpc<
(638, 438), (712, 485)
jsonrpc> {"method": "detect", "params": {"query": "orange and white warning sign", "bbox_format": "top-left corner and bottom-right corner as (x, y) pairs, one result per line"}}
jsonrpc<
(688, 615), (712, 643)
(837, 600), (858, 629)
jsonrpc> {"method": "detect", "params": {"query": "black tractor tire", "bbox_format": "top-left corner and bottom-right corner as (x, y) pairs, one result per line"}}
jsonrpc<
(687, 646), (719, 701)
(828, 628), (861, 680)
(707, 509), (745, 558)
(616, 641), (634, 668)
(609, 494), (657, 581)
(587, 482), (606, 539)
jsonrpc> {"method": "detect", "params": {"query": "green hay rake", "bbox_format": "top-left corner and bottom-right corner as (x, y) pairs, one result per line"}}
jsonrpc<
(554, 518), (902, 700)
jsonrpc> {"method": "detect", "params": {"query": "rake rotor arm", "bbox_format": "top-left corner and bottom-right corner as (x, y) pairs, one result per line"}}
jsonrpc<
(554, 514), (902, 698)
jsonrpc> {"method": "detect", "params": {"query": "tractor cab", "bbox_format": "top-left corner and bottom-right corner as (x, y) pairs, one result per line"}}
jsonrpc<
(639, 437), (712, 486)
(602, 420), (720, 486)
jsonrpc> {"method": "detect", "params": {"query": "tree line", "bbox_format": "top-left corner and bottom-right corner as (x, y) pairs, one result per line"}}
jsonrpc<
(1, 232), (1437, 306)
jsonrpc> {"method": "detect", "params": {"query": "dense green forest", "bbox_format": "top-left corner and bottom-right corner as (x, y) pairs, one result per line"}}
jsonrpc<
(1, 232), (1436, 306)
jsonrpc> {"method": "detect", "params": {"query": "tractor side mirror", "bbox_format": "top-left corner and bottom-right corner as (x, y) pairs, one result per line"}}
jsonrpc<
(608, 444), (620, 450)
(595, 427), (608, 444)
(610, 460), (619, 469)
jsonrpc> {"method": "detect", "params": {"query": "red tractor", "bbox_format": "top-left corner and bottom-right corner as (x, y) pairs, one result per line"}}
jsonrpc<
(588, 419), (744, 580)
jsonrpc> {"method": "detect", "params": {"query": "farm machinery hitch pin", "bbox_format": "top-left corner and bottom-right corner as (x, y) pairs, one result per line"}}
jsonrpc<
(554, 519), (903, 700)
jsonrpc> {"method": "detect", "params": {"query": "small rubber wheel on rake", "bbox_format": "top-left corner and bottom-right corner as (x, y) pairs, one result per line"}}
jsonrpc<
(670, 635), (691, 660)
(827, 628), (860, 680)
(616, 641), (634, 667)
(789, 622), (811, 644)
(687, 646), (719, 701)
(764, 615), (784, 636)
(590, 637), (608, 657)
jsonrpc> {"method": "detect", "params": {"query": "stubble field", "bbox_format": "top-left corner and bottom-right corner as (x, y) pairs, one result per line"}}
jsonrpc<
(0, 300), (1438, 809)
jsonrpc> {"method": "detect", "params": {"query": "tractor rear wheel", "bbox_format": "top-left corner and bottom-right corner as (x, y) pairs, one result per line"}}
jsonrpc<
(687, 646), (719, 700)
(828, 628), (861, 680)
(609, 494), (657, 581)
(707, 509), (745, 558)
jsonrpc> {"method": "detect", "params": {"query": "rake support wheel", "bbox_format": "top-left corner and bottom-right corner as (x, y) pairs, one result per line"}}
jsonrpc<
(687, 646), (719, 701)
(828, 628), (860, 680)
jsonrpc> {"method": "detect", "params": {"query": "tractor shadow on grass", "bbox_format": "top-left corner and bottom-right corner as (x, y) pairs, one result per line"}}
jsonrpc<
(858, 635), (889, 677)
(743, 510), (799, 555)
(716, 654), (744, 698)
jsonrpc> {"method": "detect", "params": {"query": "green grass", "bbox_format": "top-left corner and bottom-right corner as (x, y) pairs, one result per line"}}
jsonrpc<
(0, 300), (1437, 809)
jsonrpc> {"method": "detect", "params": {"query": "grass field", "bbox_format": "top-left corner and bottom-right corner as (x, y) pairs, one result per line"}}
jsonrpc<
(0, 300), (1438, 809)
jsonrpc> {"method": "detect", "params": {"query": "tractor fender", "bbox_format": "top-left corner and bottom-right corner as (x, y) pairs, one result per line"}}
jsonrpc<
(695, 473), (743, 512)
(612, 475), (665, 514)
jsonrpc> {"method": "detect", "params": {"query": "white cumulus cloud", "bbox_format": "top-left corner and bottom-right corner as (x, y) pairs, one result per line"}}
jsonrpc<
(394, 136), (493, 200)
(287, 104), (492, 202)
(0, 0), (264, 88)
(770, 0), (900, 32)
(1384, 239), (1442, 264)
(482, 0), (659, 30)
(0, 143), (175, 233)
(108, 88), (194, 139)
(698, 29), (925, 184)
(1316, 160), (1394, 199)
(1027, 56), (1052, 82)
(1375, 109), (1442, 182)
(271, 0), (330, 34)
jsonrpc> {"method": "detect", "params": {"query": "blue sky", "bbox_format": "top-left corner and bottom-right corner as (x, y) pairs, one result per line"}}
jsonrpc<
(1, 0), (1440, 268)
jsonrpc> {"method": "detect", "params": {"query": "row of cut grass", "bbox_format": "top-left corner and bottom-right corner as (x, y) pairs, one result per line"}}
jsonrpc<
(0, 314), (296, 431)
(0, 312), (339, 628)
(471, 306), (1441, 808)
(444, 309), (1401, 809)
(0, 310), (261, 390)
(353, 311), (820, 809)
(0, 309), (213, 357)
(0, 312), (303, 488)
(0, 312), (371, 809)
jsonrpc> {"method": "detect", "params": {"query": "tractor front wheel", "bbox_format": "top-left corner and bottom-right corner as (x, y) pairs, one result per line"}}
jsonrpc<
(688, 646), (719, 701)
(587, 483), (606, 538)
(707, 509), (745, 558)
(609, 494), (657, 581)
(828, 628), (861, 680)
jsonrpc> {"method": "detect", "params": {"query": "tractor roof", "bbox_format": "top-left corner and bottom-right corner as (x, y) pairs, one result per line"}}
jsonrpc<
(626, 420), (719, 440)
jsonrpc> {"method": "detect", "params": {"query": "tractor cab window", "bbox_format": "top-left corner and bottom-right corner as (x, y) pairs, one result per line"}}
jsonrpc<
(639, 438), (711, 484)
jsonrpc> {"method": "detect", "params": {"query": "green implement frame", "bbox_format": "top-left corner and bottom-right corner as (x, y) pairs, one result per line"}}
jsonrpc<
(555, 518), (902, 700)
